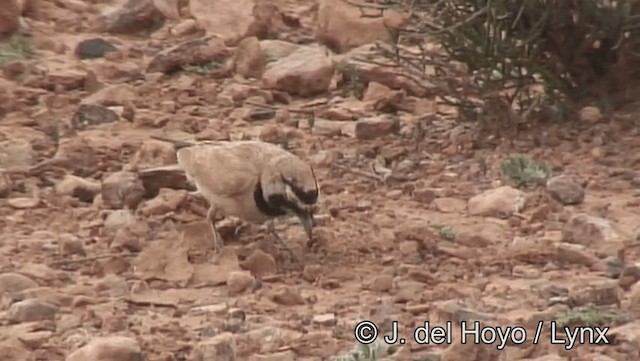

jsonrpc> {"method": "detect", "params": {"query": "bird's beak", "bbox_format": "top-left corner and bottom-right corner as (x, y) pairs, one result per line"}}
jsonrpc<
(296, 211), (314, 241)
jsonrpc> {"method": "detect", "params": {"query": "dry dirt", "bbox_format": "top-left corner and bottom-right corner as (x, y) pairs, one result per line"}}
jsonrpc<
(1, 1), (640, 361)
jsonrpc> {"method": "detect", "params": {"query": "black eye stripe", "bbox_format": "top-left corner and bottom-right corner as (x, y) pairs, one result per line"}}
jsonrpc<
(281, 177), (318, 205)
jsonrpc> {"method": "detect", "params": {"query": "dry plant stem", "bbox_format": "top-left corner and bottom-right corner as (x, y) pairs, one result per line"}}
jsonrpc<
(333, 164), (384, 182)
(244, 100), (315, 115)
(50, 253), (136, 266)
(266, 219), (301, 264)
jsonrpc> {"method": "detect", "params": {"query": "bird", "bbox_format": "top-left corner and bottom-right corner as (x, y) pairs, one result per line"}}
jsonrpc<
(149, 135), (320, 259)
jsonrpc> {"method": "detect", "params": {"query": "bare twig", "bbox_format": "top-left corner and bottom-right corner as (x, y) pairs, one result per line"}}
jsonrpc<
(333, 164), (385, 182)
(49, 253), (136, 266)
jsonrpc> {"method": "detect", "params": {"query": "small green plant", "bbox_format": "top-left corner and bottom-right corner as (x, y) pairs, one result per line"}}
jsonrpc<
(555, 304), (629, 328)
(336, 61), (365, 98)
(182, 61), (223, 75)
(500, 154), (550, 187)
(0, 35), (35, 66)
(439, 226), (456, 241)
(333, 341), (388, 361)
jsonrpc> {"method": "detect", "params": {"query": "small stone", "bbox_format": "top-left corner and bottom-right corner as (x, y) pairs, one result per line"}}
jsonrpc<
(65, 336), (142, 361)
(0, 273), (39, 294)
(190, 333), (237, 361)
(226, 271), (255, 296)
(369, 274), (393, 292)
(104, 0), (164, 34)
(355, 116), (400, 140)
(54, 175), (101, 203)
(7, 197), (40, 209)
(302, 265), (322, 283)
(546, 175), (585, 205)
(467, 186), (526, 218)
(71, 104), (119, 130)
(268, 286), (306, 306)
(146, 36), (229, 74)
(312, 313), (336, 326)
(261, 46), (334, 97)
(7, 299), (58, 324)
(579, 106), (603, 124)
(234, 36), (265, 79)
(75, 38), (118, 59)
(101, 171), (146, 210)
(239, 250), (277, 278)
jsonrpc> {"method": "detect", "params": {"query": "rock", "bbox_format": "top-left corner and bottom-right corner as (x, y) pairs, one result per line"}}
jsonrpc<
(140, 188), (187, 216)
(101, 171), (146, 210)
(302, 265), (322, 283)
(227, 271), (255, 296)
(239, 250), (277, 278)
(0, 170), (12, 197)
(54, 175), (101, 203)
(569, 281), (620, 307)
(261, 46), (334, 97)
(355, 116), (400, 140)
(7, 299), (58, 324)
(234, 36), (265, 79)
(579, 106), (603, 124)
(8, 197), (40, 209)
(259, 124), (295, 144)
(190, 333), (237, 361)
(147, 35), (229, 74)
(71, 104), (119, 130)
(362, 81), (408, 112)
(315, 0), (407, 53)
(104, 0), (164, 34)
(0, 273), (38, 294)
(562, 213), (622, 247)
(248, 351), (296, 361)
(0, 139), (33, 169)
(170, 19), (199, 37)
(128, 140), (177, 171)
(368, 274), (394, 292)
(432, 197), (467, 213)
(0, 0), (22, 35)
(260, 40), (299, 61)
(58, 234), (87, 257)
(268, 286), (305, 306)
(152, 0), (179, 20)
(619, 264), (640, 291)
(75, 38), (118, 59)
(81, 84), (137, 106)
(467, 186), (526, 218)
(546, 175), (584, 205)
(65, 336), (142, 361)
(312, 313), (336, 326)
(189, 0), (284, 45)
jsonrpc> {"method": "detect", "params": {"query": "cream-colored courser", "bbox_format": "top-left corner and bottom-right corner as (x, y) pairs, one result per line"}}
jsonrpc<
(150, 136), (319, 254)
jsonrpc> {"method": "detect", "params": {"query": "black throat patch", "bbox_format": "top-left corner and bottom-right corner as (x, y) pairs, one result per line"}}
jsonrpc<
(254, 182), (309, 217)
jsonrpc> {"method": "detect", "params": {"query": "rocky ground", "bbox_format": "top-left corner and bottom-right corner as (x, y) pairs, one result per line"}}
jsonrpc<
(1, 0), (640, 360)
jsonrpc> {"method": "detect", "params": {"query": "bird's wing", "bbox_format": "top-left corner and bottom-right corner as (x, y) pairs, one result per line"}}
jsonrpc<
(176, 143), (261, 197)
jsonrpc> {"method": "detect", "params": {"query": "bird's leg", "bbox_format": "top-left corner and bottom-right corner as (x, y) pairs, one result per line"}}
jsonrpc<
(266, 219), (300, 263)
(207, 206), (223, 253)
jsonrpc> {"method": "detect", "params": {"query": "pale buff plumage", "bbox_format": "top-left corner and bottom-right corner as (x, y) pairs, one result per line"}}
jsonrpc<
(150, 136), (319, 255)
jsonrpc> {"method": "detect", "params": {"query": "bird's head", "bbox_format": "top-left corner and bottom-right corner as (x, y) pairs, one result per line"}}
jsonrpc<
(260, 156), (319, 241)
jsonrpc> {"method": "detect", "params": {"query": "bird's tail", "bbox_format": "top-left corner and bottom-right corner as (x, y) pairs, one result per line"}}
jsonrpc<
(150, 135), (195, 150)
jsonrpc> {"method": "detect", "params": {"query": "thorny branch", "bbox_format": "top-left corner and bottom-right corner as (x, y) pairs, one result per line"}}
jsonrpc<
(346, 0), (640, 125)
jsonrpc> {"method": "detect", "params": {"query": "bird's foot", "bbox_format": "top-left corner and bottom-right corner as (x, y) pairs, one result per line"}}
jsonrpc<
(208, 207), (224, 253)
